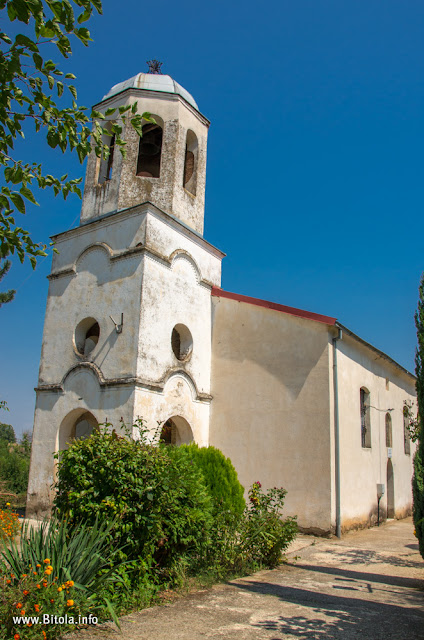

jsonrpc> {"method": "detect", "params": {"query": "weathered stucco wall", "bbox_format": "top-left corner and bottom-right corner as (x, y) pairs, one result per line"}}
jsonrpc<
(209, 296), (333, 534)
(332, 332), (416, 531)
(27, 373), (136, 517)
(81, 90), (209, 234)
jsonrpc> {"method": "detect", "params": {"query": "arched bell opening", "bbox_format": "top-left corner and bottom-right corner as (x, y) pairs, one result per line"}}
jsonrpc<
(136, 121), (163, 178)
(159, 416), (194, 446)
(97, 121), (115, 184)
(183, 129), (198, 195)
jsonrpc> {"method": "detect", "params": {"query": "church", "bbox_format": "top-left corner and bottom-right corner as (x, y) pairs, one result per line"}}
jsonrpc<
(26, 68), (417, 535)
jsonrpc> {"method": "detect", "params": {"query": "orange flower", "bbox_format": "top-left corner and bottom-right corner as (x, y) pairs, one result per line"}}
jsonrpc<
(66, 580), (74, 587)
(46, 565), (53, 571)
(16, 602), (22, 608)
(66, 599), (74, 607)
(20, 609), (25, 615)
(50, 598), (54, 603)
(21, 574), (27, 578)
(14, 634), (20, 640)
(36, 584), (41, 589)
(43, 559), (50, 564)
(36, 564), (41, 568)
(26, 622), (32, 627)
(42, 632), (46, 639)
(23, 590), (29, 596)
(57, 587), (62, 593)
(33, 571), (37, 575)
(42, 581), (48, 587)
(6, 579), (11, 584)
(34, 604), (40, 612)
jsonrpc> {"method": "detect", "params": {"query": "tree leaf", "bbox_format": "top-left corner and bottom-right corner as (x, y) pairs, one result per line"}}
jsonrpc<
(10, 193), (26, 214)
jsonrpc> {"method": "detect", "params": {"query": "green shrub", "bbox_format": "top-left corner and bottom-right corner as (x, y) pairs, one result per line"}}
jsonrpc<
(179, 443), (245, 517)
(242, 481), (298, 568)
(0, 437), (30, 497)
(413, 449), (424, 557)
(53, 421), (213, 576)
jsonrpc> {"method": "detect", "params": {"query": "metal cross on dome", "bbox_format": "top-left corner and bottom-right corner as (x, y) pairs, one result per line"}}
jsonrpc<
(146, 60), (163, 74)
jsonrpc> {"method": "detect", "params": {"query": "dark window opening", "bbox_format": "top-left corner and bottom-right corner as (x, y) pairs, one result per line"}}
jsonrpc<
(183, 149), (195, 185)
(75, 318), (100, 356)
(136, 123), (163, 178)
(171, 324), (193, 361)
(182, 130), (198, 195)
(160, 419), (176, 445)
(98, 133), (115, 184)
(404, 413), (411, 455)
(360, 388), (371, 448)
(385, 413), (392, 448)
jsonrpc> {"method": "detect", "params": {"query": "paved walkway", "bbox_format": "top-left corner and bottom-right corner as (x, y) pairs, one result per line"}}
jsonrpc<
(70, 518), (424, 639)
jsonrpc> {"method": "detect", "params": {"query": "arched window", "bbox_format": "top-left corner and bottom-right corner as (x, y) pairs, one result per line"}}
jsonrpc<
(360, 388), (371, 448)
(98, 123), (115, 184)
(385, 413), (392, 448)
(136, 123), (163, 178)
(404, 411), (411, 455)
(183, 130), (198, 195)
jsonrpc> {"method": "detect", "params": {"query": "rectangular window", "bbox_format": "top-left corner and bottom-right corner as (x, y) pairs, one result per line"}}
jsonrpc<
(360, 388), (371, 448)
(404, 413), (411, 455)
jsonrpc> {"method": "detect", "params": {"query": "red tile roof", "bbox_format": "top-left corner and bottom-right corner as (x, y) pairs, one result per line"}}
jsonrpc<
(211, 287), (337, 326)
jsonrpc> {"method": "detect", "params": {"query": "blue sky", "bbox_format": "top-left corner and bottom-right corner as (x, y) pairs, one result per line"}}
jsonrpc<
(1, 0), (423, 436)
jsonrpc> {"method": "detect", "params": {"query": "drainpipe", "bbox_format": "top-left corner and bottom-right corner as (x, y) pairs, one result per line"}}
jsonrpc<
(333, 325), (343, 538)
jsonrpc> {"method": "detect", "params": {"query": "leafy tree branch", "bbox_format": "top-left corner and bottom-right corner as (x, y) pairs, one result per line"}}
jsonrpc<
(0, 0), (151, 268)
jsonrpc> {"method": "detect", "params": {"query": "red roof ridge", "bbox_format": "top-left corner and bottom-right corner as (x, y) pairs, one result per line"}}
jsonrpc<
(211, 286), (337, 326)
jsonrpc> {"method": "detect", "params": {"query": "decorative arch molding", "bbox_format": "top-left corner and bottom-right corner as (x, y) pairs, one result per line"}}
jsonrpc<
(61, 361), (105, 387)
(169, 249), (202, 284)
(162, 368), (198, 401)
(36, 366), (212, 403)
(75, 242), (113, 271)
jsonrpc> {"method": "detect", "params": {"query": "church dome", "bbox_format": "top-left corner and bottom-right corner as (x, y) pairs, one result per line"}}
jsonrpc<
(102, 73), (199, 110)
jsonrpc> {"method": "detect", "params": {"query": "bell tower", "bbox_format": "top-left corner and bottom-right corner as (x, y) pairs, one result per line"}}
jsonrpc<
(26, 66), (224, 517)
(80, 65), (209, 234)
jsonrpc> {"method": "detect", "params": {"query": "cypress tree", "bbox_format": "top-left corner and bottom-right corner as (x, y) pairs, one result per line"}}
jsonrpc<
(413, 272), (424, 558)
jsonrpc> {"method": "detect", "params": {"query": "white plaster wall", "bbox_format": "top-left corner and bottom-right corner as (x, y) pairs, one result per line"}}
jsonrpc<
(39, 237), (144, 384)
(144, 211), (222, 286)
(209, 297), (333, 534)
(137, 253), (213, 394)
(133, 375), (210, 447)
(333, 332), (416, 531)
(27, 368), (136, 517)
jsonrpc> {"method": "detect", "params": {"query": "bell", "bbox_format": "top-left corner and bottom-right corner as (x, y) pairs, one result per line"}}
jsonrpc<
(140, 140), (160, 156)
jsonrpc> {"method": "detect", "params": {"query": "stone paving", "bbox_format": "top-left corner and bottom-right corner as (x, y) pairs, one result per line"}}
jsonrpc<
(69, 517), (424, 640)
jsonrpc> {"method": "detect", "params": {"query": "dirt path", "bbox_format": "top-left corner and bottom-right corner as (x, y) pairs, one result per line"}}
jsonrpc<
(69, 518), (424, 639)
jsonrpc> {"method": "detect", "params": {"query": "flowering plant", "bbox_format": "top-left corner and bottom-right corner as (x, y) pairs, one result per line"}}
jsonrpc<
(0, 504), (20, 542)
(0, 560), (90, 639)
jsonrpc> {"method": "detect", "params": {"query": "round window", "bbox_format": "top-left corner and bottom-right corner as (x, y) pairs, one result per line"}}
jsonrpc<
(75, 318), (100, 355)
(171, 324), (193, 361)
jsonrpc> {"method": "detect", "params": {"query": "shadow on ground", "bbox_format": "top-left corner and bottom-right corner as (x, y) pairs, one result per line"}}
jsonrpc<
(313, 547), (423, 569)
(235, 581), (424, 640)
(287, 562), (424, 590)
